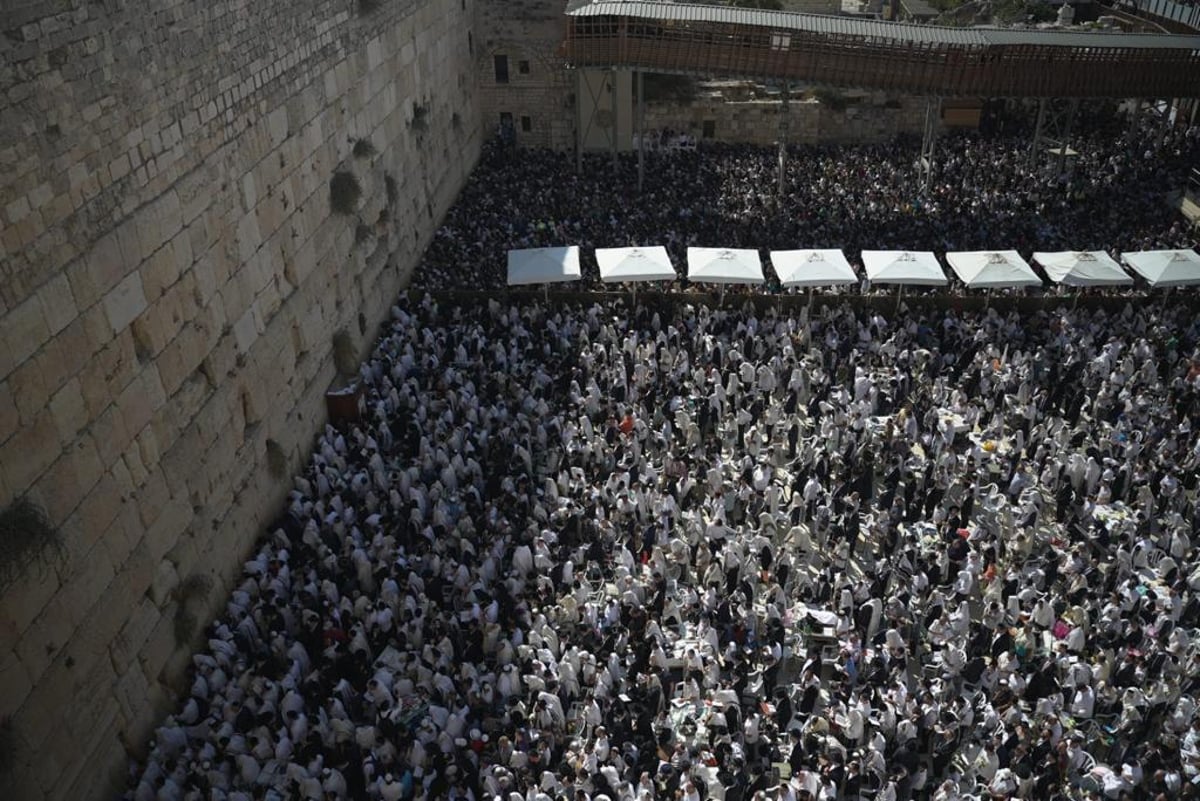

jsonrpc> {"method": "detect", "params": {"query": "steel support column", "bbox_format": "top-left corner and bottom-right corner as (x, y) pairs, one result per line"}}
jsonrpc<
(611, 67), (619, 170)
(1158, 98), (1178, 149)
(777, 81), (790, 199)
(772, 80), (792, 199)
(580, 69), (614, 173)
(919, 96), (939, 191)
(1030, 98), (1079, 177)
(1056, 99), (1078, 176)
(576, 70), (583, 175)
(637, 70), (645, 193)
(1030, 98), (1047, 168)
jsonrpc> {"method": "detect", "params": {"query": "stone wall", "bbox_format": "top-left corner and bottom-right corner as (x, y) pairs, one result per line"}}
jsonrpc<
(476, 0), (575, 150)
(0, 1), (481, 799)
(642, 94), (929, 147)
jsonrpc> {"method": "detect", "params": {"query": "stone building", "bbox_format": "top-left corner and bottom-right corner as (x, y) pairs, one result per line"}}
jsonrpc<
(476, 0), (576, 149)
(472, 0), (926, 155)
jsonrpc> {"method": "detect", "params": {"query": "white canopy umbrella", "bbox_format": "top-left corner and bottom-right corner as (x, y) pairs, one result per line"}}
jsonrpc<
(945, 250), (1042, 289)
(1120, 249), (1200, 287)
(506, 246), (582, 288)
(686, 247), (764, 285)
(771, 249), (858, 288)
(687, 247), (763, 303)
(1032, 251), (1132, 287)
(861, 250), (947, 286)
(596, 246), (677, 283)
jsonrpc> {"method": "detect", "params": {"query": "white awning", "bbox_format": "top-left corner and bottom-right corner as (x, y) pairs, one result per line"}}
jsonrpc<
(861, 250), (947, 286)
(770, 249), (858, 287)
(1032, 251), (1132, 286)
(506, 246), (582, 286)
(1120, 249), (1200, 287)
(595, 246), (677, 283)
(686, 247), (764, 285)
(945, 250), (1042, 288)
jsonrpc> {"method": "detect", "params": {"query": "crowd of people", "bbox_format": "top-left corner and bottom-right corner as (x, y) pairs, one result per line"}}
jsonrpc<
(126, 108), (1200, 801)
(130, 290), (1200, 801)
(415, 107), (1199, 292)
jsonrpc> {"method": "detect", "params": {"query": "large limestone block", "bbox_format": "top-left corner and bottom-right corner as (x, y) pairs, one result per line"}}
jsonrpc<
(37, 438), (104, 526)
(0, 380), (17, 444)
(38, 272), (78, 336)
(0, 292), (49, 379)
(70, 468), (125, 549)
(68, 231), (123, 311)
(48, 376), (88, 444)
(8, 355), (51, 426)
(39, 308), (104, 402)
(140, 240), (183, 303)
(102, 271), (148, 336)
(0, 648), (34, 719)
(134, 190), (183, 262)
(0, 407), (58, 496)
(116, 366), (166, 447)
(13, 593), (75, 688)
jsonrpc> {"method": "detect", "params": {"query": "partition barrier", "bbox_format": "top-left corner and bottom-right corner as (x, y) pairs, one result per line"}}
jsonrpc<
(407, 287), (1200, 315)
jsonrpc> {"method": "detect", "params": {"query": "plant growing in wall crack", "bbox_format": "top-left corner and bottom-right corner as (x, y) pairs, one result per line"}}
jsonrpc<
(173, 573), (215, 646)
(0, 497), (63, 595)
(385, 173), (399, 207)
(358, 0), (385, 14)
(352, 137), (376, 158)
(329, 171), (362, 215)
(355, 223), (374, 246)
(409, 100), (430, 134)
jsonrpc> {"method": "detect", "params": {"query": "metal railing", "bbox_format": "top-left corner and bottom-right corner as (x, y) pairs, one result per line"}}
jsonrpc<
(1118, 0), (1200, 29)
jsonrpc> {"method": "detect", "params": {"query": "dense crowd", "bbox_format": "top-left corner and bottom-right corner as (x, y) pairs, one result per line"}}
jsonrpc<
(414, 110), (1199, 291)
(130, 290), (1200, 801)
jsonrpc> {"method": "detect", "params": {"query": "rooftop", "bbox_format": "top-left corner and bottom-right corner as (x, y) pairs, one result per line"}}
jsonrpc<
(565, 0), (1200, 49)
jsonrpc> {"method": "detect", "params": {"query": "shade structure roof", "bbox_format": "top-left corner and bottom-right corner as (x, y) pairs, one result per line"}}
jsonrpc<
(595, 246), (677, 283)
(1032, 251), (1133, 286)
(506, 246), (582, 286)
(861, 250), (947, 286)
(686, 247), (765, 285)
(945, 250), (1043, 288)
(1120, 249), (1200, 287)
(566, 1), (1200, 51)
(770, 249), (858, 288)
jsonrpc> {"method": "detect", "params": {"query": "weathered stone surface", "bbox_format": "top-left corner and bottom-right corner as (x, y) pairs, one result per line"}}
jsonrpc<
(0, 2), (481, 800)
(102, 272), (148, 336)
(1, 293), (50, 378)
(640, 94), (927, 148)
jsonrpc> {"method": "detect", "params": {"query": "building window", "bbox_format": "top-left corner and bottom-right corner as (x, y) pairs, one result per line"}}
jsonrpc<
(518, 60), (530, 75)
(521, 115), (532, 132)
(702, 120), (716, 139)
(468, 32), (473, 56)
(494, 54), (509, 84)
